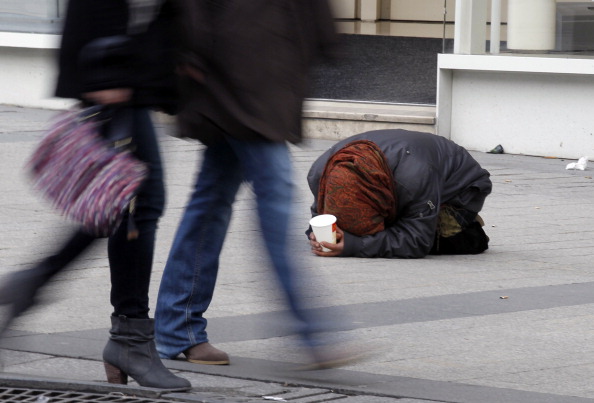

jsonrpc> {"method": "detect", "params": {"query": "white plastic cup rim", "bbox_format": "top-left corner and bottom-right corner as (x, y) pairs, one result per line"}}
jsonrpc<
(309, 214), (337, 228)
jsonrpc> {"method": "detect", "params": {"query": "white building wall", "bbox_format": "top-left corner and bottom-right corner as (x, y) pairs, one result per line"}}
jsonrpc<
(438, 54), (594, 159)
(390, 0), (508, 23)
(0, 33), (74, 109)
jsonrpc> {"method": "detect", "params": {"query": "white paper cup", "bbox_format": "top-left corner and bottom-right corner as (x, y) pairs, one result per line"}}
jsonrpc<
(309, 214), (337, 252)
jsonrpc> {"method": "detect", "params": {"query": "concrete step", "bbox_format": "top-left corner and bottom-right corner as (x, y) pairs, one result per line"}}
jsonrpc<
(303, 99), (436, 141)
(156, 100), (436, 141)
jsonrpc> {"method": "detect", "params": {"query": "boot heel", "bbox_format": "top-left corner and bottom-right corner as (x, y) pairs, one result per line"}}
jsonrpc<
(103, 316), (191, 389)
(104, 361), (128, 384)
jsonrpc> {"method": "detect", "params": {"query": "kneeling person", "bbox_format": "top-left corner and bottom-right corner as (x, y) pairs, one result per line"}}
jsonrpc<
(307, 129), (492, 258)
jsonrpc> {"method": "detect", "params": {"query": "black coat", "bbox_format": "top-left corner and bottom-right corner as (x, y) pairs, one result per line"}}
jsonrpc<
(175, 0), (338, 144)
(307, 130), (493, 258)
(55, 0), (180, 114)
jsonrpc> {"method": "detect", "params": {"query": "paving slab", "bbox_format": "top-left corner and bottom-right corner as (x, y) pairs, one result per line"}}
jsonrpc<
(2, 105), (594, 402)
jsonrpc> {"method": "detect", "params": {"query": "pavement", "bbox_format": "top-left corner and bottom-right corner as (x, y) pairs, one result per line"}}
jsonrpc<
(1, 104), (594, 402)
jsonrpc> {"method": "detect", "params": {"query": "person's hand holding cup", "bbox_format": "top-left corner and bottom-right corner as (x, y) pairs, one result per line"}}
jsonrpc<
(309, 214), (337, 252)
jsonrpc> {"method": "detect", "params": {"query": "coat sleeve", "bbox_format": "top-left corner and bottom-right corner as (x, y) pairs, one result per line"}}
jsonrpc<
(307, 159), (324, 217)
(55, 0), (91, 99)
(56, 0), (128, 99)
(305, 147), (330, 238)
(341, 167), (443, 259)
(341, 210), (438, 258)
(309, 0), (340, 59)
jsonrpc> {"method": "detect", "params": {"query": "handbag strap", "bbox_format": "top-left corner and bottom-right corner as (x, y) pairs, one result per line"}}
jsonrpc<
(100, 107), (136, 148)
(78, 106), (134, 148)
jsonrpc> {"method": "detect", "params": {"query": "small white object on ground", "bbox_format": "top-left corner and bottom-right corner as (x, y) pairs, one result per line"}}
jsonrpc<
(566, 156), (588, 171)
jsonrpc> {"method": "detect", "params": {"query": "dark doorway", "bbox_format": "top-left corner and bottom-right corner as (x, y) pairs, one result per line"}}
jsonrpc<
(309, 34), (453, 105)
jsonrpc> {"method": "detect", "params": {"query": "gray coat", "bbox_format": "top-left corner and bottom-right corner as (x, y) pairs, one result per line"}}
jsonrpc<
(307, 130), (493, 258)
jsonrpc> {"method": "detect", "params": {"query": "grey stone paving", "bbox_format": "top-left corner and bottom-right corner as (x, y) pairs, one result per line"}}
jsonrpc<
(2, 105), (594, 402)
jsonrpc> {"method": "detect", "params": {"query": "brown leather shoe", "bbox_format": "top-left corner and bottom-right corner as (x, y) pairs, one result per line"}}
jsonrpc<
(183, 342), (230, 365)
(298, 341), (385, 370)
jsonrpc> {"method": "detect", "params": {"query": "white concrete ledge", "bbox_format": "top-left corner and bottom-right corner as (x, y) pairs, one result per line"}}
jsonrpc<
(0, 32), (60, 49)
(165, 100), (438, 140)
(439, 53), (594, 75)
(437, 53), (594, 158)
(303, 100), (435, 125)
(303, 100), (436, 140)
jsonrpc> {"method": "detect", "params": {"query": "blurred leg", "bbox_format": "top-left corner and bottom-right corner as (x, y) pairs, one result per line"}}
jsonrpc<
(102, 108), (190, 389)
(155, 142), (242, 358)
(0, 230), (95, 335)
(227, 138), (369, 369)
(227, 138), (322, 345)
(108, 108), (164, 318)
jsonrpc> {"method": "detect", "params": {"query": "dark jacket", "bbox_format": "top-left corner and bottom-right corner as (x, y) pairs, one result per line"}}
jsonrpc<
(175, 0), (338, 144)
(55, 0), (179, 114)
(307, 130), (493, 258)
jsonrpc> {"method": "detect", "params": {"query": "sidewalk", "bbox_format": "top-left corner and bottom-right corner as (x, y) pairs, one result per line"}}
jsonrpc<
(2, 104), (594, 402)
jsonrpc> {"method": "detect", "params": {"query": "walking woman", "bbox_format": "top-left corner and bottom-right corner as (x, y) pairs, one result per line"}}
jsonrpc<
(0, 0), (190, 390)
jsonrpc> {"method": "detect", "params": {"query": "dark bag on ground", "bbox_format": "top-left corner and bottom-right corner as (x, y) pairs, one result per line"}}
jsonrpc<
(430, 205), (489, 255)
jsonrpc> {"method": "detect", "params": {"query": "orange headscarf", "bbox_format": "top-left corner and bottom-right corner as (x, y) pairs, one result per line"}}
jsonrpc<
(317, 140), (397, 236)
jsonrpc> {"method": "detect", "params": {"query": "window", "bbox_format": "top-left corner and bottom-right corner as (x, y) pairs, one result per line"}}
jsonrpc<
(458, 0), (594, 56)
(0, 0), (67, 34)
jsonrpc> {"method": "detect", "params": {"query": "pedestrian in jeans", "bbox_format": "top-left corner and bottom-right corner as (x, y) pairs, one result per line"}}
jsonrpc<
(154, 0), (360, 368)
(0, 0), (190, 389)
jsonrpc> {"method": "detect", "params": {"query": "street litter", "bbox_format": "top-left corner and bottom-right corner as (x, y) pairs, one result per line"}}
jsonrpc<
(566, 156), (588, 170)
(500, 296), (509, 299)
(263, 397), (288, 402)
(488, 144), (504, 154)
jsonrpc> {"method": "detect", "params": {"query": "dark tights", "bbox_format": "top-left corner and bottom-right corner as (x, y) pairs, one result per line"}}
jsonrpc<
(10, 107), (164, 319)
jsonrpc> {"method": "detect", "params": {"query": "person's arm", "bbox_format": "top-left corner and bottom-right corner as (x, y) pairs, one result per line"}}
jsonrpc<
(341, 170), (443, 259)
(55, 0), (91, 100)
(57, 0), (131, 102)
(309, 0), (340, 59)
(341, 203), (439, 258)
(173, 0), (211, 80)
(305, 148), (331, 239)
(309, 199), (439, 259)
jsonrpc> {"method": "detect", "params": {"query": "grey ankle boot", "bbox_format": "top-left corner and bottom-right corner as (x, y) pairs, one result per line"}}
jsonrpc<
(103, 315), (191, 390)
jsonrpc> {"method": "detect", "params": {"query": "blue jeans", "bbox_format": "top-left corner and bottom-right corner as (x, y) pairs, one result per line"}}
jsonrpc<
(155, 137), (320, 358)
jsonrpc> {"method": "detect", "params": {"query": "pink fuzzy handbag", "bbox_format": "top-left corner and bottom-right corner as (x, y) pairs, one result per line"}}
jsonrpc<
(27, 107), (147, 237)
